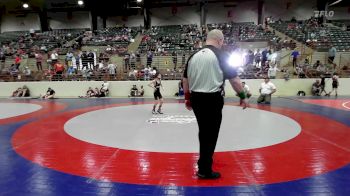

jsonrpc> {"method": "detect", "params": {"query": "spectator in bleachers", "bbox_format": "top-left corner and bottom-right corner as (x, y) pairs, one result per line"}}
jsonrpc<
(172, 51), (177, 70)
(9, 64), (18, 77)
(108, 62), (117, 79)
(81, 51), (89, 70)
(268, 64), (279, 79)
(147, 51), (153, 67)
(0, 49), (5, 71)
(50, 50), (58, 66)
(124, 53), (130, 71)
(291, 49), (300, 68)
(261, 49), (268, 66)
(316, 63), (327, 75)
(14, 54), (21, 69)
(255, 49), (261, 68)
(34, 51), (43, 71)
(143, 66), (151, 81)
(87, 50), (95, 69)
(67, 65), (76, 77)
(328, 45), (337, 64)
(66, 51), (74, 67)
(54, 61), (65, 75)
(23, 66), (32, 80)
(313, 60), (322, 69)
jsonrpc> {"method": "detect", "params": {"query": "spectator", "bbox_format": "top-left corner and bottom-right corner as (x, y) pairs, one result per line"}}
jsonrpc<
(66, 51), (74, 67)
(327, 74), (339, 97)
(147, 51), (153, 67)
(172, 51), (177, 70)
(291, 49), (299, 68)
(255, 49), (261, 68)
(143, 66), (151, 81)
(21, 85), (30, 97)
(320, 75), (327, 96)
(11, 87), (23, 97)
(50, 50), (58, 66)
(124, 53), (130, 71)
(0, 49), (5, 71)
(328, 45), (336, 64)
(312, 79), (321, 96)
(14, 54), (21, 69)
(54, 61), (65, 76)
(108, 63), (117, 79)
(35, 52), (43, 71)
(67, 65), (75, 77)
(79, 87), (96, 98)
(257, 77), (277, 104)
(313, 60), (322, 69)
(23, 66), (32, 80)
(268, 64), (279, 79)
(129, 84), (139, 97)
(87, 50), (95, 69)
(100, 81), (109, 97)
(316, 63), (327, 75)
(138, 85), (144, 96)
(41, 87), (55, 99)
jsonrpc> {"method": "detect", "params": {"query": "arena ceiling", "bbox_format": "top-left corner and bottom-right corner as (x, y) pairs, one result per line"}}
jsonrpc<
(0, 0), (349, 16)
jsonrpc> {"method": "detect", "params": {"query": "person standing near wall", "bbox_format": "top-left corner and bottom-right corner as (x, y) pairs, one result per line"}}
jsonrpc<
(257, 77), (277, 104)
(183, 29), (248, 179)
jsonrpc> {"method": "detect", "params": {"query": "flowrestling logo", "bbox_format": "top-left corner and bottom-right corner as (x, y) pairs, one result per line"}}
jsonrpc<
(147, 114), (196, 124)
(314, 10), (335, 18)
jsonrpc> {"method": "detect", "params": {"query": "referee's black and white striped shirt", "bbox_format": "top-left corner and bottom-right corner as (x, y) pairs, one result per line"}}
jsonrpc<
(183, 45), (238, 93)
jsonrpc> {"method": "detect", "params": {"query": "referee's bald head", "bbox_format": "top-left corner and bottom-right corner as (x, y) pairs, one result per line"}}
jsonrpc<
(206, 29), (224, 48)
(207, 29), (224, 41)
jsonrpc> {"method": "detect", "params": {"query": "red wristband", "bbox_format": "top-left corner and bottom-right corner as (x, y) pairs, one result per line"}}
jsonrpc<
(185, 92), (191, 100)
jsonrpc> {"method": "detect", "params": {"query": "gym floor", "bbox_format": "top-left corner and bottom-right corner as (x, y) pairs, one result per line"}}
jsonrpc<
(0, 97), (349, 195)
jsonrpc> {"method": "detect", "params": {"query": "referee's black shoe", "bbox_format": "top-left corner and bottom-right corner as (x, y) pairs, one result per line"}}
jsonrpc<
(196, 171), (221, 179)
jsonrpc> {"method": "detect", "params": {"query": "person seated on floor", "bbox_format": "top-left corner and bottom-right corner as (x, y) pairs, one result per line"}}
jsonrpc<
(129, 84), (139, 97)
(11, 87), (23, 97)
(21, 85), (30, 97)
(312, 79), (321, 96)
(138, 85), (144, 97)
(41, 87), (55, 99)
(99, 81), (109, 97)
(79, 87), (96, 98)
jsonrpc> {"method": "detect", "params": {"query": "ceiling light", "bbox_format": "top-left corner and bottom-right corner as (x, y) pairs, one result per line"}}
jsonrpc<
(23, 3), (29, 8)
(137, 0), (142, 3)
(78, 0), (84, 6)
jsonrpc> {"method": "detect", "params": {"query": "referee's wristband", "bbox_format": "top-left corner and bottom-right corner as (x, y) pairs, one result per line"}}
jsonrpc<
(185, 92), (191, 100)
(238, 91), (246, 99)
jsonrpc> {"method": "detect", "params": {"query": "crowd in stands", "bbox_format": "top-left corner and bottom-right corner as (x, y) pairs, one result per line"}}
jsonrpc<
(1, 19), (349, 83)
(269, 16), (350, 52)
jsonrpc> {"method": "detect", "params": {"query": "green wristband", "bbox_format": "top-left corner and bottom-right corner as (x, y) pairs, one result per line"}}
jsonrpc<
(238, 91), (246, 99)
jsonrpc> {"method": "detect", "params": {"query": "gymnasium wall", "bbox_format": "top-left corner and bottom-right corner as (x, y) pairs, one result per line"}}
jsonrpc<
(106, 16), (144, 27)
(0, 13), (41, 33)
(0, 79), (349, 98)
(48, 11), (91, 30)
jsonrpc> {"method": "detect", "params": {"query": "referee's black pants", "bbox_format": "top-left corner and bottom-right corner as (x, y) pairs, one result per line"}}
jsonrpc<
(191, 91), (224, 174)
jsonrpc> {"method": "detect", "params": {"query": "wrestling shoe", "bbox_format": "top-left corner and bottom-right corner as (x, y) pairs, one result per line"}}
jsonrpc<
(157, 110), (163, 114)
(196, 171), (221, 179)
(152, 110), (157, 114)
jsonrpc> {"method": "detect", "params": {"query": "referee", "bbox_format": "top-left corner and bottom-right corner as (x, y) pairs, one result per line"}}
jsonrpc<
(183, 29), (248, 179)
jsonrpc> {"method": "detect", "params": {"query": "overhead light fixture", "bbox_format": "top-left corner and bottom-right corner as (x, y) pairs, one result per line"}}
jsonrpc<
(78, 0), (84, 6)
(137, 0), (142, 3)
(23, 3), (29, 8)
